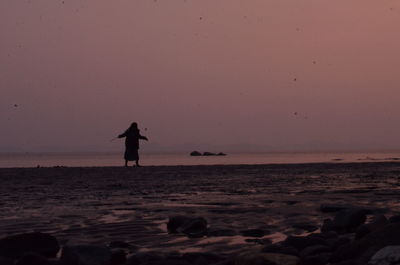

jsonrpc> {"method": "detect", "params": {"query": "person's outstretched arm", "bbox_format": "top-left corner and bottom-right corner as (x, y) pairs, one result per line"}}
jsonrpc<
(118, 131), (127, 138)
(139, 134), (148, 141)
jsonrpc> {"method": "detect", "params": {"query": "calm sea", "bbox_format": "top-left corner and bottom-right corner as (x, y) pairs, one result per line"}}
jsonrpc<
(0, 151), (400, 168)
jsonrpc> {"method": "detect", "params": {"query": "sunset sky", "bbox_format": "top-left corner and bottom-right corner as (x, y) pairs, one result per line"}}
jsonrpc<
(1, 0), (400, 152)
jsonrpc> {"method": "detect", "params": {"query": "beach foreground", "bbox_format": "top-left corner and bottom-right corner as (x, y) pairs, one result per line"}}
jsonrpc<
(1, 162), (400, 264)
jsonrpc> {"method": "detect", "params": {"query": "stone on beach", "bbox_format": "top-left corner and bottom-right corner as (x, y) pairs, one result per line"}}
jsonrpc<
(368, 246), (400, 265)
(126, 252), (192, 265)
(240, 229), (267, 238)
(15, 253), (51, 265)
(331, 223), (400, 263)
(207, 228), (238, 237)
(283, 234), (329, 251)
(60, 244), (111, 265)
(321, 209), (367, 233)
(299, 245), (332, 265)
(190, 151), (202, 156)
(167, 216), (208, 237)
(235, 250), (299, 265)
(0, 232), (60, 259)
(355, 215), (388, 239)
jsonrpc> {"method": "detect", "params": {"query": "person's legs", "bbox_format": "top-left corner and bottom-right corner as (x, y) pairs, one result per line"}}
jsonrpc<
(135, 158), (140, 167)
(124, 160), (128, 167)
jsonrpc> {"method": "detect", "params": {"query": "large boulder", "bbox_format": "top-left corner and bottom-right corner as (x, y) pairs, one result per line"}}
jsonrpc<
(60, 244), (111, 265)
(322, 209), (367, 233)
(368, 246), (400, 265)
(167, 216), (208, 238)
(331, 223), (400, 264)
(355, 215), (388, 240)
(283, 234), (329, 251)
(0, 232), (59, 259)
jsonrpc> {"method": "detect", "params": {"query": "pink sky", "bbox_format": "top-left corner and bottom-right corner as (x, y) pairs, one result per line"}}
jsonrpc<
(1, 0), (400, 152)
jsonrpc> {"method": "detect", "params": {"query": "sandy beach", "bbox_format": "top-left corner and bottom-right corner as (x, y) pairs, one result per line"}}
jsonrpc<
(1, 162), (400, 261)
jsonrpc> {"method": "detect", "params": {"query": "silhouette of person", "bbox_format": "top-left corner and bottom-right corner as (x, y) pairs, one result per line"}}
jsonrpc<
(118, 122), (148, 167)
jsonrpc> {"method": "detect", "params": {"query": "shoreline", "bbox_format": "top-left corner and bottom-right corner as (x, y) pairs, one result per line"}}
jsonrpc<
(1, 160), (400, 170)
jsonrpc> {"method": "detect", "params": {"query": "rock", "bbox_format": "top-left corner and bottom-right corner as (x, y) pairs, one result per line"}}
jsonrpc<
(355, 215), (388, 240)
(262, 243), (299, 256)
(208, 229), (238, 237)
(168, 216), (208, 238)
(203, 152), (216, 156)
(322, 209), (367, 233)
(283, 234), (328, 251)
(182, 252), (225, 265)
(60, 244), (111, 265)
(190, 151), (202, 156)
(0, 256), (13, 265)
(300, 253), (331, 265)
(292, 222), (319, 232)
(179, 217), (208, 238)
(368, 246), (400, 265)
(300, 245), (331, 258)
(126, 252), (191, 265)
(167, 216), (191, 233)
(327, 236), (351, 251)
(125, 252), (164, 265)
(110, 249), (126, 265)
(15, 253), (51, 265)
(299, 245), (331, 265)
(235, 251), (299, 265)
(320, 204), (353, 213)
(109, 241), (136, 250)
(217, 152), (227, 156)
(331, 260), (356, 265)
(331, 223), (400, 263)
(0, 232), (60, 259)
(388, 215), (400, 223)
(240, 229), (266, 238)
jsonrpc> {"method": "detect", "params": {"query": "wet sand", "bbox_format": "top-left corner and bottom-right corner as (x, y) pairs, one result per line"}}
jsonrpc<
(1, 162), (400, 255)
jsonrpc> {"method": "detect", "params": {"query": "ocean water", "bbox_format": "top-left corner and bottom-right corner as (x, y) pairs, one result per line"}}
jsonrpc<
(0, 151), (400, 168)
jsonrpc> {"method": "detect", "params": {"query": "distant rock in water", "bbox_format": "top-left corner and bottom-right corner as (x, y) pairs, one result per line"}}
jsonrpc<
(203, 152), (216, 156)
(217, 152), (227, 156)
(190, 151), (202, 156)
